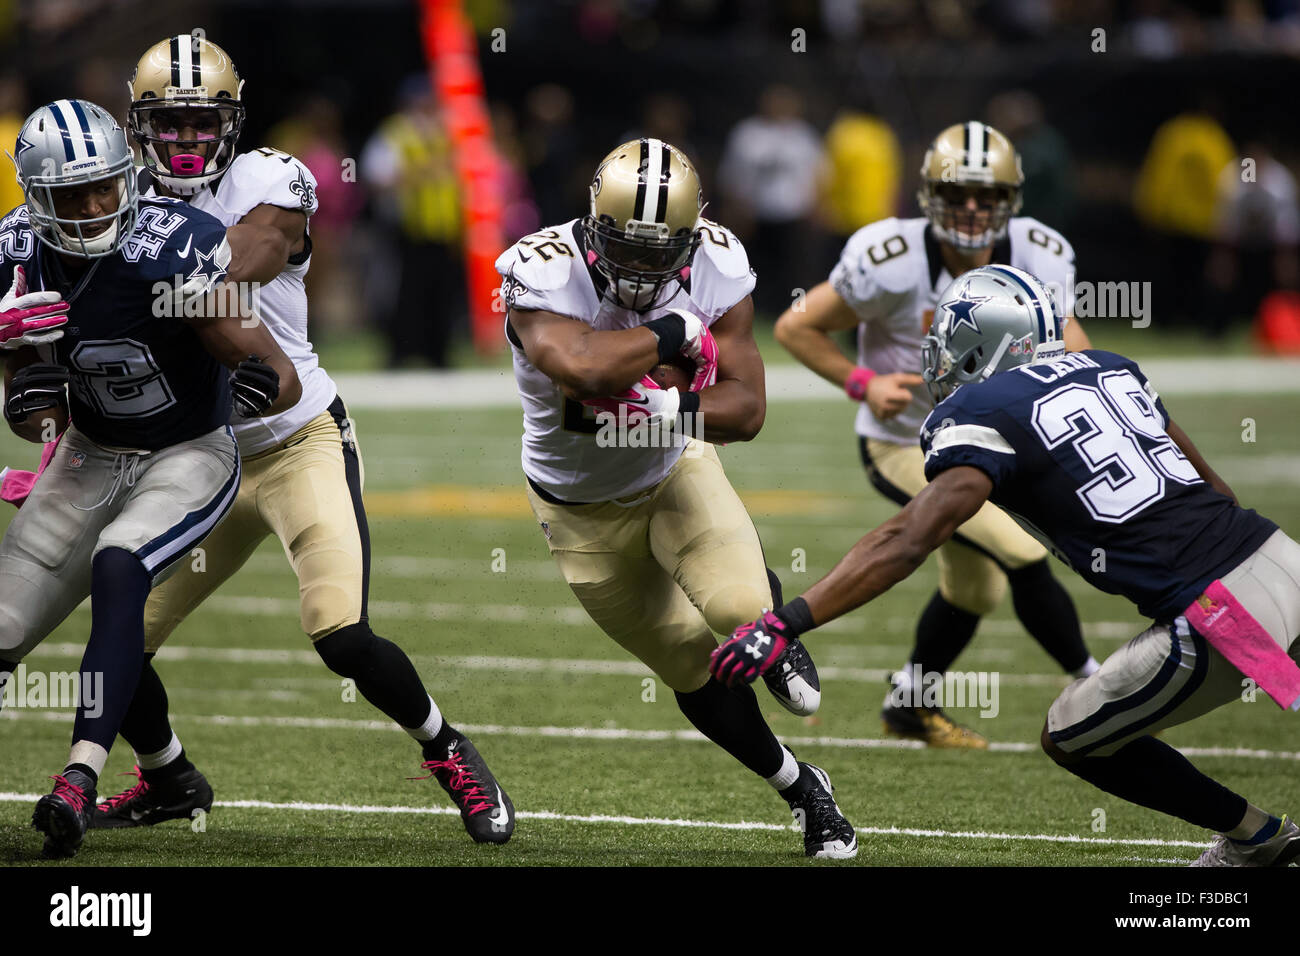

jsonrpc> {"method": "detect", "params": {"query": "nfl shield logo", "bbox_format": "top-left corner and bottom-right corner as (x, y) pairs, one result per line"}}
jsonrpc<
(540, 521), (551, 540)
(69, 452), (86, 469)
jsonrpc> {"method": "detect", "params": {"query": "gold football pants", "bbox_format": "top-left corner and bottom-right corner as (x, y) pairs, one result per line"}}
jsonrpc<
(526, 440), (773, 693)
(144, 398), (369, 651)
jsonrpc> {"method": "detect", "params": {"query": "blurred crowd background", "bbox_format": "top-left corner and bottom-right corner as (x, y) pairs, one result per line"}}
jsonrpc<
(5, 0), (1300, 365)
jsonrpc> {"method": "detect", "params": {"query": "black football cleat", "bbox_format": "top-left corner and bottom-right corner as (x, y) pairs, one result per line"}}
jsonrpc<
(781, 760), (858, 859)
(763, 638), (821, 716)
(91, 765), (213, 829)
(413, 729), (515, 844)
(32, 771), (97, 859)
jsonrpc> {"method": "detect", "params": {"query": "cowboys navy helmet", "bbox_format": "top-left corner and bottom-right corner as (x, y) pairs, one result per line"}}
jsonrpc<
(11, 99), (139, 258)
(922, 264), (1066, 404)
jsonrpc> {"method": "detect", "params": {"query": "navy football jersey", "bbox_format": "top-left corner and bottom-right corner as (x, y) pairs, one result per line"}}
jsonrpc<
(921, 350), (1277, 620)
(0, 198), (232, 451)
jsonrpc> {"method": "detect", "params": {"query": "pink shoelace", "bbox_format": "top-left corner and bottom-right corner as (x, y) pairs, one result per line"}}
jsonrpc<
(97, 766), (148, 811)
(412, 756), (493, 816)
(48, 774), (90, 813)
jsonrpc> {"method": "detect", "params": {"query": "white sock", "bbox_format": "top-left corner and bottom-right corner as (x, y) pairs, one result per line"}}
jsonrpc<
(135, 732), (184, 771)
(404, 695), (444, 741)
(765, 747), (800, 791)
(67, 740), (110, 778)
(1072, 656), (1100, 679)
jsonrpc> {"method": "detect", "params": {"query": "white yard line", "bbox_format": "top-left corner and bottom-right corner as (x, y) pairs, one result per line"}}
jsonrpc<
(0, 788), (1206, 854)
(23, 640), (1093, 687)
(3, 708), (1296, 762)
(332, 360), (1300, 409)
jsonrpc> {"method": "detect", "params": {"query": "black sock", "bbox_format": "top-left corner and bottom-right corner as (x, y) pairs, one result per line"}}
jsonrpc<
(1060, 736), (1247, 832)
(422, 722), (461, 762)
(119, 653), (176, 756)
(675, 680), (784, 778)
(1006, 561), (1091, 674)
(72, 548), (149, 757)
(911, 590), (980, 675)
(314, 623), (432, 729)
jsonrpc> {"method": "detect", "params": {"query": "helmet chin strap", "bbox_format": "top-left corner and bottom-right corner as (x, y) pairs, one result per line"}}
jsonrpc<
(978, 332), (1014, 382)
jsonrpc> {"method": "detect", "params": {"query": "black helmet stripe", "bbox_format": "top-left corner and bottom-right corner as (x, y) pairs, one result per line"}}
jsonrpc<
(654, 141), (671, 223)
(170, 35), (182, 87)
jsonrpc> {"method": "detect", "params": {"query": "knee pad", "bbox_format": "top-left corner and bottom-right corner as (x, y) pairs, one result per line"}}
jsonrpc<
(700, 582), (772, 636)
(313, 621), (374, 676)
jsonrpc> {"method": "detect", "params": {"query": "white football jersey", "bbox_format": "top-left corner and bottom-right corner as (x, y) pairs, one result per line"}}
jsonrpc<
(830, 216), (1076, 445)
(142, 147), (336, 456)
(497, 218), (755, 502)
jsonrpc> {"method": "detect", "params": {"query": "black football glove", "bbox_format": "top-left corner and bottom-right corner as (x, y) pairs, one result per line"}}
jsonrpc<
(230, 355), (280, 418)
(4, 362), (68, 425)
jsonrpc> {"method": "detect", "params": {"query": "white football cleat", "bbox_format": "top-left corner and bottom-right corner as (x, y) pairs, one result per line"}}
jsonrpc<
(1191, 815), (1300, 867)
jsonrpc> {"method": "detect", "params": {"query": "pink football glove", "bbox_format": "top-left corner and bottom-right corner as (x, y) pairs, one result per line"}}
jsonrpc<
(582, 375), (682, 428)
(0, 266), (70, 350)
(662, 307), (718, 392)
(710, 610), (792, 688)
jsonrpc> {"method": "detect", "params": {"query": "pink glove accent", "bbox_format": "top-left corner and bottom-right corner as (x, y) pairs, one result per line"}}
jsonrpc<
(1185, 581), (1300, 711)
(0, 430), (62, 508)
(0, 265), (70, 346)
(689, 323), (719, 392)
(581, 375), (673, 424)
(845, 366), (876, 402)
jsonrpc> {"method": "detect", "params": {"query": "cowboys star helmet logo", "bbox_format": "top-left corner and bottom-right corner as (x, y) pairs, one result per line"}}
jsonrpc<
(943, 290), (989, 335)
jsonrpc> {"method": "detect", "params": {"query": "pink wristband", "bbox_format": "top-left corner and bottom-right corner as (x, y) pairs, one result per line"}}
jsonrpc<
(845, 366), (876, 401)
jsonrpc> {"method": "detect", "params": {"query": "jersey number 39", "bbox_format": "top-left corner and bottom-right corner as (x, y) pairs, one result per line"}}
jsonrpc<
(1031, 370), (1198, 522)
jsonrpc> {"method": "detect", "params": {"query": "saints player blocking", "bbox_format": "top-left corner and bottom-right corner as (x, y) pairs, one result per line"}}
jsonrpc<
(775, 121), (1099, 747)
(84, 35), (514, 844)
(0, 98), (303, 857)
(496, 138), (857, 858)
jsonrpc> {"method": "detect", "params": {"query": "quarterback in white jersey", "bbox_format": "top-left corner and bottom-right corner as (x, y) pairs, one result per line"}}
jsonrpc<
(498, 138), (856, 858)
(777, 121), (1099, 748)
(83, 35), (515, 843)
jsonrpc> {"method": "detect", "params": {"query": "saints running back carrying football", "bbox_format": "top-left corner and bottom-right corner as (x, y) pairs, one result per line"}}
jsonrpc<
(87, 35), (514, 843)
(775, 121), (1099, 747)
(496, 138), (857, 858)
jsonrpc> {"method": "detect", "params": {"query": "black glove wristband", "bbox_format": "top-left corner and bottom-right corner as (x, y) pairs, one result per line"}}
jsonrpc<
(676, 389), (701, 435)
(643, 314), (686, 363)
(773, 597), (815, 639)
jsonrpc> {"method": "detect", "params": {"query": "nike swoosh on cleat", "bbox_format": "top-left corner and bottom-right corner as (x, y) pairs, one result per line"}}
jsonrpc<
(488, 788), (510, 827)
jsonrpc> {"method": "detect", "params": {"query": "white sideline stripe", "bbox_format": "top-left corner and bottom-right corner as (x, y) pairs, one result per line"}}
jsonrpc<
(0, 789), (1208, 851)
(331, 359), (1300, 409)
(4, 708), (1297, 762)
(27, 641), (1080, 687)
(46, 588), (1147, 642)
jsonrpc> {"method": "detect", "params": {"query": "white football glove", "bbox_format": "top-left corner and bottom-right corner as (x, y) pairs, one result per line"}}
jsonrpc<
(0, 266), (70, 350)
(582, 375), (682, 429)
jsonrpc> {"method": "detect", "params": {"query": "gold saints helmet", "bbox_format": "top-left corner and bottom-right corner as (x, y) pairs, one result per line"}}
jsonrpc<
(582, 138), (703, 310)
(128, 34), (245, 196)
(917, 121), (1024, 251)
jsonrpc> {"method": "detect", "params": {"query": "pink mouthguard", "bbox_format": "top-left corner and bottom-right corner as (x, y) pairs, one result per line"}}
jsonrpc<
(168, 154), (206, 174)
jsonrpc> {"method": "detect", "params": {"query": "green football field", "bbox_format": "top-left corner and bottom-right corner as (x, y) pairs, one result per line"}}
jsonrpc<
(1, 359), (1298, 867)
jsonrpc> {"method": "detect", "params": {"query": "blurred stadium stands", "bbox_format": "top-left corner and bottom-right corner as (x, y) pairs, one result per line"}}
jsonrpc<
(6, 0), (1300, 360)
